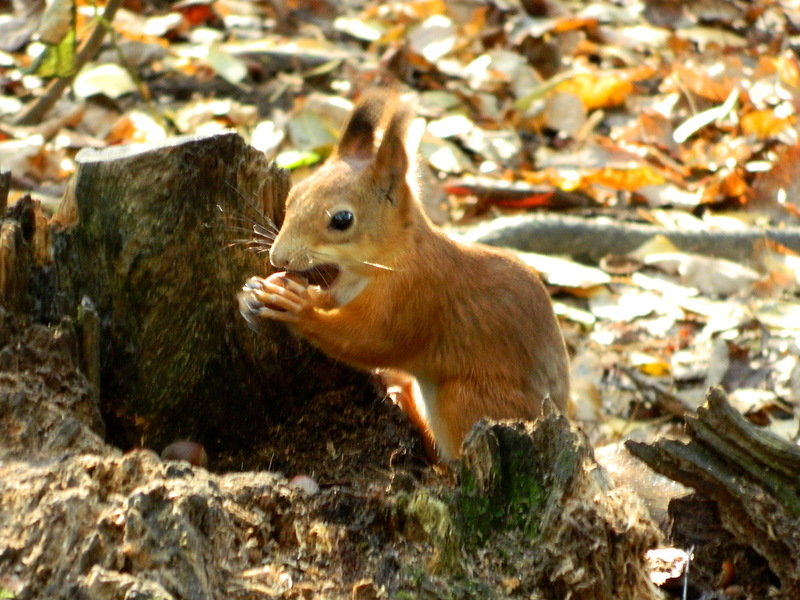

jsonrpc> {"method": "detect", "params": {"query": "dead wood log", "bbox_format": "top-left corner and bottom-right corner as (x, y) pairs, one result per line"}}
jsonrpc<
(626, 386), (800, 597)
(50, 132), (372, 452)
(461, 213), (800, 265)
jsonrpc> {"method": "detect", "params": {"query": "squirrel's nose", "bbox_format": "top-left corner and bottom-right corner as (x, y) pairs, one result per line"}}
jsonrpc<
(269, 250), (288, 269)
(268, 231), (287, 268)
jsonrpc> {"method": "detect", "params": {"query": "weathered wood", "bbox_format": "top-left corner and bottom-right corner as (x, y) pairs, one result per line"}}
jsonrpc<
(461, 213), (800, 265)
(627, 386), (800, 597)
(0, 170), (9, 210)
(0, 220), (26, 313)
(51, 132), (372, 451)
(0, 195), (49, 314)
(451, 409), (662, 600)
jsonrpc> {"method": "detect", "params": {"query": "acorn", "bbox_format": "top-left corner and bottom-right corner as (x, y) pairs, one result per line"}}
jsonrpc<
(161, 440), (208, 467)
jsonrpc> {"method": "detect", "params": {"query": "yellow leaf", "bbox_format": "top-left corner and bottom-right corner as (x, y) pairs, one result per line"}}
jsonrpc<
(555, 73), (634, 109)
(583, 167), (665, 191)
(629, 352), (671, 377)
(741, 109), (794, 139)
(35, 26), (77, 78)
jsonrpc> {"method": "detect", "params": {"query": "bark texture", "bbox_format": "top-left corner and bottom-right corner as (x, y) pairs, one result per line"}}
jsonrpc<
(49, 132), (370, 450)
(627, 386), (800, 598)
(452, 410), (662, 600)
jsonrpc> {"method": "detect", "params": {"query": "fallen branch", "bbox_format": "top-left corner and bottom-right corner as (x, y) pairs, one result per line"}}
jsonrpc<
(626, 386), (800, 596)
(13, 0), (125, 126)
(459, 213), (800, 265)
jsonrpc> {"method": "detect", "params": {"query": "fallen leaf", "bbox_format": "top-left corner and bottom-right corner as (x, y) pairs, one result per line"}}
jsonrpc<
(643, 252), (760, 297)
(555, 72), (634, 109)
(107, 110), (167, 145)
(755, 301), (800, 330)
(250, 120), (285, 155)
(426, 114), (473, 138)
(333, 17), (384, 42)
(205, 42), (248, 85)
(73, 63), (137, 99)
(275, 150), (321, 170)
(741, 108), (795, 139)
(286, 110), (336, 152)
(629, 351), (671, 377)
(517, 252), (611, 289)
(589, 287), (680, 321)
(541, 92), (587, 137)
(408, 15), (455, 63)
(420, 138), (473, 173)
(583, 166), (666, 191)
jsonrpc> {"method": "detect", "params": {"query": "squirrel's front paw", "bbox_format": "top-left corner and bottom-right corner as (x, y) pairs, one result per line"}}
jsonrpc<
(238, 272), (311, 327)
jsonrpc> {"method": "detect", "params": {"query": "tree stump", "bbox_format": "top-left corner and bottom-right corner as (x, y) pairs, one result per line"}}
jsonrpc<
(49, 132), (373, 452)
(423, 409), (664, 600)
(627, 386), (800, 597)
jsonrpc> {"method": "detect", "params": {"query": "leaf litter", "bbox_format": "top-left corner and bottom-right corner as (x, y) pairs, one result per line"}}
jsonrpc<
(2, 0), (800, 597)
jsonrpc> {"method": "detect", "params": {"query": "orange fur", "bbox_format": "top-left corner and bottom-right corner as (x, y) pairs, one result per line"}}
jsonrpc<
(239, 91), (570, 460)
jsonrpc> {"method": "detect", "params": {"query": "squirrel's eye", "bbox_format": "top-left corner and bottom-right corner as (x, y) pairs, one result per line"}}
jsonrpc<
(329, 210), (354, 231)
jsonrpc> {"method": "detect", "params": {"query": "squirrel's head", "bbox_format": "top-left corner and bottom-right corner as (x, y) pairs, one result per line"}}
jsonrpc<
(269, 91), (421, 305)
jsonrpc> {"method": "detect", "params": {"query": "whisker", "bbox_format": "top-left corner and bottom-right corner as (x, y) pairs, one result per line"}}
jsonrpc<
(223, 225), (276, 240)
(362, 261), (393, 272)
(222, 181), (263, 214)
(218, 208), (280, 237)
(225, 239), (272, 249)
(216, 185), (281, 255)
(220, 182), (282, 236)
(252, 223), (275, 239)
(308, 249), (395, 275)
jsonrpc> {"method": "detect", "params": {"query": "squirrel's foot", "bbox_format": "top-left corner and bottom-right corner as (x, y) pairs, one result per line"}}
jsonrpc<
(238, 272), (313, 326)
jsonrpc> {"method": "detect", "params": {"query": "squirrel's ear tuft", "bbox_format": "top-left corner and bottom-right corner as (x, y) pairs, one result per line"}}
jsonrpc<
(373, 105), (411, 182)
(335, 92), (386, 162)
(372, 104), (414, 213)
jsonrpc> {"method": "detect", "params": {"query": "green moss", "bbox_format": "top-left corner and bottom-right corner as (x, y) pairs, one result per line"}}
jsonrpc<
(396, 569), (494, 600)
(456, 446), (546, 544)
(395, 424), (558, 596)
(398, 489), (461, 574)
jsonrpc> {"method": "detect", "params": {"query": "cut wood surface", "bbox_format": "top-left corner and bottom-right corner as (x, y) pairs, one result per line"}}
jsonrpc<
(627, 386), (800, 597)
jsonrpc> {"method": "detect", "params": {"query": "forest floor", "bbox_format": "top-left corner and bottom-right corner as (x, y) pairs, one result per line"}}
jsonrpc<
(2, 0), (800, 598)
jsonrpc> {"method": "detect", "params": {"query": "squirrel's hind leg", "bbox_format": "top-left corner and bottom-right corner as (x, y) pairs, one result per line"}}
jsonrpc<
(381, 370), (439, 462)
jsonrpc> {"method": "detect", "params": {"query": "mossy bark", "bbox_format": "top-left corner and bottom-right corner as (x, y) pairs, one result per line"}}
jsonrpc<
(459, 415), (661, 600)
(397, 412), (662, 600)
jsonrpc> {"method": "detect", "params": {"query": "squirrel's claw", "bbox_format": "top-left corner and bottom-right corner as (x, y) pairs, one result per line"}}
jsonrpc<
(238, 274), (312, 326)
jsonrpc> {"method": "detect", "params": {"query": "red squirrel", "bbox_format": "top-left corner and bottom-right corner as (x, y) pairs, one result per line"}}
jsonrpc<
(238, 91), (570, 460)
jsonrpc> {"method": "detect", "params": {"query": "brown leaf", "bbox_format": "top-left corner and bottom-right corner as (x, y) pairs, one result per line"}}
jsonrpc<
(672, 61), (741, 102)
